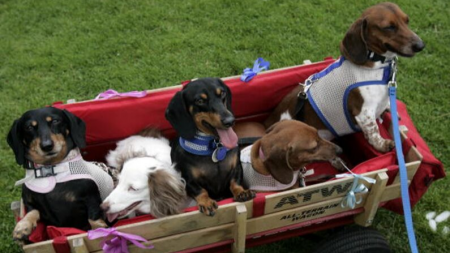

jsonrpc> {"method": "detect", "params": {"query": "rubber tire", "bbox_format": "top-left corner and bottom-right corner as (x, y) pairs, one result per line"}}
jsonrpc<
(313, 226), (391, 253)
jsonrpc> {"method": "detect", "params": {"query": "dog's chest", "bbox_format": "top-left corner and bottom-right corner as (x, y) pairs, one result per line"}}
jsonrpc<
(196, 149), (239, 177)
(356, 85), (389, 118)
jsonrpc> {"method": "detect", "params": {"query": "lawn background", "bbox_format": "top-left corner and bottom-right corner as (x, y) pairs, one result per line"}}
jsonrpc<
(0, 0), (449, 252)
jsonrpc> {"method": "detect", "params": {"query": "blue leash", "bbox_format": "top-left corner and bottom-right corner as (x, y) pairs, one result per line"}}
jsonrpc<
(388, 58), (419, 253)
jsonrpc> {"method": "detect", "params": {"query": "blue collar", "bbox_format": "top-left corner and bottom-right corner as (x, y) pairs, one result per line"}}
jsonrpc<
(179, 134), (230, 162)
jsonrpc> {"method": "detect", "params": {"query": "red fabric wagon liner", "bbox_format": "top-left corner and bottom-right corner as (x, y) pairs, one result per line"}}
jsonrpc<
(20, 57), (444, 252)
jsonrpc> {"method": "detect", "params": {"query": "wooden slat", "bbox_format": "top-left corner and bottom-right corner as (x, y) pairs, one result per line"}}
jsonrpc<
(248, 197), (366, 235)
(263, 169), (388, 215)
(380, 181), (410, 202)
(392, 146), (422, 184)
(354, 172), (389, 226)
(232, 204), (247, 253)
(72, 238), (89, 253)
(10, 201), (21, 220)
(23, 240), (56, 253)
(116, 224), (234, 253)
(406, 146), (423, 164)
(389, 124), (408, 143)
(392, 160), (420, 184)
(64, 201), (253, 252)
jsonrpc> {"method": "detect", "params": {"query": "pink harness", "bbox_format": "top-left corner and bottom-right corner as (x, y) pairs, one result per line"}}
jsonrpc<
(15, 149), (113, 200)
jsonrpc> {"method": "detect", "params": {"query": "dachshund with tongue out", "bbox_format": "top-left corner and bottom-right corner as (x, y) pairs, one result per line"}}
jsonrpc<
(166, 78), (255, 216)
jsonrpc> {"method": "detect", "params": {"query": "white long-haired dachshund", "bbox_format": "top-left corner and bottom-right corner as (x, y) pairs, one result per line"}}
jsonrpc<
(101, 128), (187, 222)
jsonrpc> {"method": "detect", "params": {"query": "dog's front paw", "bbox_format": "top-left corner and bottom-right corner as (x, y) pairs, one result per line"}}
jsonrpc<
(89, 219), (108, 229)
(197, 198), (218, 217)
(373, 138), (395, 153)
(234, 189), (256, 202)
(13, 219), (36, 245)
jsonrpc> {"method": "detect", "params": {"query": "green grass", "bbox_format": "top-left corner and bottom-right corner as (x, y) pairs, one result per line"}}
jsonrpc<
(0, 0), (449, 252)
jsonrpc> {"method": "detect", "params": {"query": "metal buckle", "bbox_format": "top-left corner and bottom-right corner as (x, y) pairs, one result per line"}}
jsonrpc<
(297, 83), (309, 99)
(388, 57), (398, 88)
(34, 165), (56, 178)
(299, 167), (308, 187)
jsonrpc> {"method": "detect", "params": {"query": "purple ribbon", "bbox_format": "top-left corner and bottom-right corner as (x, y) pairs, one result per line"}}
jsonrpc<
(240, 57), (270, 82)
(95, 89), (147, 100)
(88, 227), (154, 253)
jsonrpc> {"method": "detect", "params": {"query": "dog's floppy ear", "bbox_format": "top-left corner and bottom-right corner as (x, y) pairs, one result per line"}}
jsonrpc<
(7, 119), (26, 166)
(340, 18), (368, 65)
(263, 145), (294, 184)
(217, 78), (233, 113)
(62, 109), (86, 149)
(148, 167), (186, 217)
(165, 91), (197, 139)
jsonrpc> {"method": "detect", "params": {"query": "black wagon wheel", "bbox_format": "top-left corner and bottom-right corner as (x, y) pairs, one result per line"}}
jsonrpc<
(312, 226), (391, 253)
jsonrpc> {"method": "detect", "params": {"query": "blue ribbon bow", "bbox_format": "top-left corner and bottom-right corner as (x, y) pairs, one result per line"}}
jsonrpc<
(336, 173), (376, 209)
(240, 57), (270, 82)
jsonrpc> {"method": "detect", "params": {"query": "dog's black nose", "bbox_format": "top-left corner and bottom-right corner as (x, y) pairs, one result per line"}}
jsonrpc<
(100, 202), (110, 212)
(221, 116), (235, 128)
(40, 139), (54, 152)
(412, 40), (425, 52)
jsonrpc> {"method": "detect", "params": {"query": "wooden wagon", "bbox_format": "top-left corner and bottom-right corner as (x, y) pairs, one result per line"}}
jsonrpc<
(12, 57), (444, 253)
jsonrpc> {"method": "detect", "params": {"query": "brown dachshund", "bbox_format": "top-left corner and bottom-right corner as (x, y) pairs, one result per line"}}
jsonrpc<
(264, 2), (424, 153)
(240, 120), (343, 192)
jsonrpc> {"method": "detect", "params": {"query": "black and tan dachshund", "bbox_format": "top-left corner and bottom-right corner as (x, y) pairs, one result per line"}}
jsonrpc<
(7, 107), (112, 244)
(165, 78), (255, 216)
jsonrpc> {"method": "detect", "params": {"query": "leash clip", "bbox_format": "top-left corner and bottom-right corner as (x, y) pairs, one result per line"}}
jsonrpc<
(299, 167), (307, 187)
(388, 57), (398, 88)
(297, 82), (310, 99)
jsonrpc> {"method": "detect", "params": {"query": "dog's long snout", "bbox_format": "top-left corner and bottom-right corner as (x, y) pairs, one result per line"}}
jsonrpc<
(221, 115), (235, 128)
(100, 202), (110, 212)
(40, 138), (54, 152)
(335, 145), (343, 155)
(412, 40), (425, 53)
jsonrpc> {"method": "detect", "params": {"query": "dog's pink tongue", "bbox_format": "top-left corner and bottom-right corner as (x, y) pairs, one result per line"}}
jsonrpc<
(217, 128), (238, 149)
(107, 213), (119, 223)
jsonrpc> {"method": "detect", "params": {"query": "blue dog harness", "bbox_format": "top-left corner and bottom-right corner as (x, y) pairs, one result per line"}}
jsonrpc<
(305, 57), (392, 137)
(179, 133), (232, 162)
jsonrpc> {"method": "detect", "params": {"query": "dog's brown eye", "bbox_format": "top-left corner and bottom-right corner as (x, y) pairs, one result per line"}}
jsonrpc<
(221, 92), (227, 102)
(309, 145), (319, 153)
(196, 99), (205, 106)
(26, 125), (34, 131)
(383, 25), (396, 31)
(51, 119), (60, 125)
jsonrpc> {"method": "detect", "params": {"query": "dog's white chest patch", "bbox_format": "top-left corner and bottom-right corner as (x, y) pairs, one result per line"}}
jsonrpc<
(279, 110), (293, 121)
(357, 85), (389, 119)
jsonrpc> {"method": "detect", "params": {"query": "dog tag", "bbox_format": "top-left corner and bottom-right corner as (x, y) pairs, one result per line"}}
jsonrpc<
(212, 147), (227, 163)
